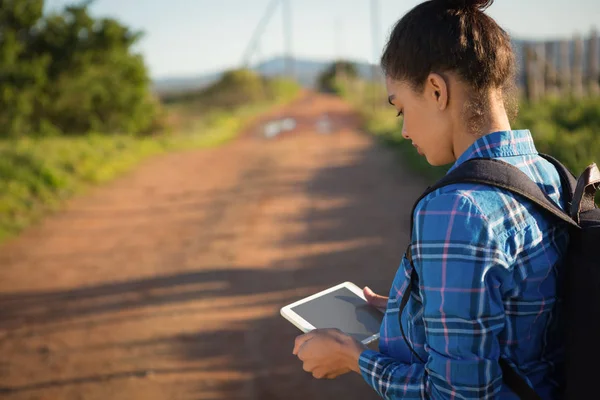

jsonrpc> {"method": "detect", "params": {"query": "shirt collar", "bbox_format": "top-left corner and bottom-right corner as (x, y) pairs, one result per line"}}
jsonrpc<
(448, 129), (538, 174)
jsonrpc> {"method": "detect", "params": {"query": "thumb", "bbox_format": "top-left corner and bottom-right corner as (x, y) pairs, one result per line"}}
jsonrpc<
(363, 287), (388, 310)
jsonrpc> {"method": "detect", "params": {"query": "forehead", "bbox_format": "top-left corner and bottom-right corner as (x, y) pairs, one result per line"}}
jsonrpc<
(385, 77), (406, 104)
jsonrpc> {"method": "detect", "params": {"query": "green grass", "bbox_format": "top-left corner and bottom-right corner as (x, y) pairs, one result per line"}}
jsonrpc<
(0, 88), (300, 243)
(337, 78), (599, 203)
(515, 97), (600, 175)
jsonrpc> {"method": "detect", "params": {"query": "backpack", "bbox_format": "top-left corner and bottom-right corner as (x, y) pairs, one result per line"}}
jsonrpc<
(399, 153), (600, 399)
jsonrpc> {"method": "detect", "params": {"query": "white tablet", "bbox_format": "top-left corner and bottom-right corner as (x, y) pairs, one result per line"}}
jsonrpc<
(280, 281), (384, 345)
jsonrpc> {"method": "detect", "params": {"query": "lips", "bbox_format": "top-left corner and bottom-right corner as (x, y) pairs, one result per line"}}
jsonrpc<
(412, 143), (424, 156)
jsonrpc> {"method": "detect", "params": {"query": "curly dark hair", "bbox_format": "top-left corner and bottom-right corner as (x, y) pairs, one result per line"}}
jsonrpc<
(382, 0), (518, 130)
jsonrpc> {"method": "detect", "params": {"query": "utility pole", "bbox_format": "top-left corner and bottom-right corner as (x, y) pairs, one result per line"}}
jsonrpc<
(370, 0), (381, 80)
(335, 18), (343, 61)
(335, 18), (342, 81)
(370, 0), (381, 111)
(282, 0), (294, 79)
(588, 28), (599, 95)
(241, 0), (281, 69)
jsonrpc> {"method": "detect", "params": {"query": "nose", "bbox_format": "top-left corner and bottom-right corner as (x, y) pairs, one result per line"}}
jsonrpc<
(402, 125), (409, 140)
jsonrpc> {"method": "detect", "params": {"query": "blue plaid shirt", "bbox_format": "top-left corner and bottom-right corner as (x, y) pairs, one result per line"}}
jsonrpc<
(359, 130), (569, 399)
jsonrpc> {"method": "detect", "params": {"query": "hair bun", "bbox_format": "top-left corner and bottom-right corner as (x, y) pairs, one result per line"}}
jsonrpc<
(443, 0), (494, 12)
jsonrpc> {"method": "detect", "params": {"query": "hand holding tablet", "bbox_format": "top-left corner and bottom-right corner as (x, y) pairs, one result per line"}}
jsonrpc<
(280, 281), (385, 345)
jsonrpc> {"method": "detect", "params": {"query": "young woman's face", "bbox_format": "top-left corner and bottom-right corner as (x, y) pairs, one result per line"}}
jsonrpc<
(385, 76), (456, 167)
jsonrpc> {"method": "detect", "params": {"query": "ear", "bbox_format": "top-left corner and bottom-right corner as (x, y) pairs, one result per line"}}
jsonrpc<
(425, 73), (449, 111)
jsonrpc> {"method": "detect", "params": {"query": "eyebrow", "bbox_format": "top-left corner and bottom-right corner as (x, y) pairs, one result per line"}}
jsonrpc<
(388, 95), (395, 106)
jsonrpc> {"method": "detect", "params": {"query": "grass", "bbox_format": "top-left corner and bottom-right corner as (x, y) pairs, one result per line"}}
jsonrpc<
(337, 78), (599, 203)
(0, 88), (300, 243)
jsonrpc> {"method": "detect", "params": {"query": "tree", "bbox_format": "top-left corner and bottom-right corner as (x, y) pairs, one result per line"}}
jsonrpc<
(317, 61), (359, 93)
(0, 0), (157, 136)
(0, 0), (48, 135)
(162, 69), (268, 111)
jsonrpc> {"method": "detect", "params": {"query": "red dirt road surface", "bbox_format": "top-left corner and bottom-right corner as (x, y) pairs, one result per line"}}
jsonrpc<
(0, 93), (427, 400)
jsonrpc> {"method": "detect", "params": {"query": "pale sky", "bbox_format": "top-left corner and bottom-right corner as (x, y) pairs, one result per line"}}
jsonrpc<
(45, 0), (600, 79)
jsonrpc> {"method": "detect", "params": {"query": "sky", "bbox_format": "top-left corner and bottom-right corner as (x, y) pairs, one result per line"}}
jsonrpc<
(45, 0), (600, 79)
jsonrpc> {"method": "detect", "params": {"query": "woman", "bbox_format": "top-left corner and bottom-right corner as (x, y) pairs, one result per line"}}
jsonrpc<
(292, 0), (569, 399)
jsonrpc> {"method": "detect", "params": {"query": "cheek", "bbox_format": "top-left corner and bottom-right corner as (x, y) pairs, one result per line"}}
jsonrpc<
(401, 114), (422, 141)
(409, 115), (445, 155)
(424, 124), (455, 165)
(400, 113), (415, 137)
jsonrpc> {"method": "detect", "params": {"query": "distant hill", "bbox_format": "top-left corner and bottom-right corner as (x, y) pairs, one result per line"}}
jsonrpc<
(255, 57), (382, 87)
(152, 72), (222, 94)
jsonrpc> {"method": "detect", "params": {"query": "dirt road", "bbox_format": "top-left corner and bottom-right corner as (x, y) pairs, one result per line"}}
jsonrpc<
(0, 93), (427, 400)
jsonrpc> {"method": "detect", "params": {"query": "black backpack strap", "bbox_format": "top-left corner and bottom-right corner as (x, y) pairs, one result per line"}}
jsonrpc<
(419, 158), (579, 230)
(398, 246), (426, 364)
(499, 359), (543, 400)
(539, 153), (577, 190)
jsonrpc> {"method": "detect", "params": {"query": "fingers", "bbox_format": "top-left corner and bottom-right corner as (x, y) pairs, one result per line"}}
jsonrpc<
(293, 331), (315, 355)
(312, 369), (327, 379)
(363, 286), (388, 310)
(292, 329), (352, 381)
(324, 367), (351, 379)
(310, 367), (350, 380)
(308, 365), (328, 380)
(302, 359), (317, 373)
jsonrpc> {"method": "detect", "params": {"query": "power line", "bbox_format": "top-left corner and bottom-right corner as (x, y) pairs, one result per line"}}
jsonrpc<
(241, 0), (294, 79)
(241, 0), (281, 69)
(370, 0), (381, 80)
(335, 17), (343, 61)
(282, 0), (294, 79)
(370, 0), (382, 112)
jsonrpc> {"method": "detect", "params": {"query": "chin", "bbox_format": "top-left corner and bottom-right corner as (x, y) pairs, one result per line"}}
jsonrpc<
(425, 154), (451, 167)
(424, 154), (439, 166)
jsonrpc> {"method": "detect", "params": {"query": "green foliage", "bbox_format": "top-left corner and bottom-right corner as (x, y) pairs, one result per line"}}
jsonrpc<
(163, 74), (300, 133)
(317, 61), (359, 94)
(337, 78), (600, 197)
(0, 78), (300, 242)
(162, 69), (290, 111)
(0, 0), (157, 136)
(0, 0), (303, 242)
(205, 69), (267, 106)
(265, 76), (302, 102)
(515, 97), (600, 205)
(514, 97), (600, 174)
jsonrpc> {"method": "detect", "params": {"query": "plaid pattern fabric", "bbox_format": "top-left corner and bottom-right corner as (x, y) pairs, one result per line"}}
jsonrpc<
(359, 130), (570, 399)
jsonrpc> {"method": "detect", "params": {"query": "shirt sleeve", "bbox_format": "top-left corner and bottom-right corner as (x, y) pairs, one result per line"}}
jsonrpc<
(358, 191), (510, 399)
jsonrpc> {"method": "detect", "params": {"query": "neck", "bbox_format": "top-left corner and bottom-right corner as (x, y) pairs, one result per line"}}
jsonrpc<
(452, 89), (512, 160)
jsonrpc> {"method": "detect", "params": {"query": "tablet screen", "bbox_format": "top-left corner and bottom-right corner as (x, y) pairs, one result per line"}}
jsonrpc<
(291, 286), (384, 342)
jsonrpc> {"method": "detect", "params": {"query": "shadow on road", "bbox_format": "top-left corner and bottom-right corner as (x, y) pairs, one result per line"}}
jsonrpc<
(0, 102), (426, 399)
